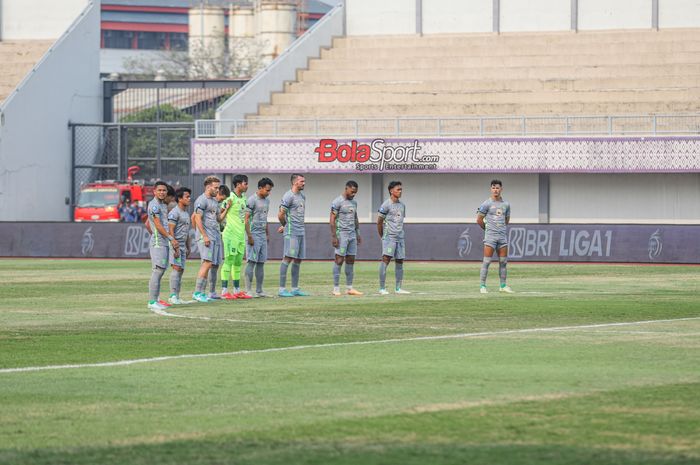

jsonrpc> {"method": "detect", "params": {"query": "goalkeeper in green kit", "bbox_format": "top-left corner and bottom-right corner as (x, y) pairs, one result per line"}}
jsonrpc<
(220, 174), (253, 299)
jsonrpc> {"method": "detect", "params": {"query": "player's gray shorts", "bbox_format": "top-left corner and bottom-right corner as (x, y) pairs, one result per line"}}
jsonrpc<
(382, 238), (405, 260)
(246, 235), (268, 263)
(150, 244), (169, 270)
(198, 238), (222, 265)
(283, 234), (305, 259)
(335, 232), (358, 257)
(168, 241), (187, 269)
(484, 235), (508, 250)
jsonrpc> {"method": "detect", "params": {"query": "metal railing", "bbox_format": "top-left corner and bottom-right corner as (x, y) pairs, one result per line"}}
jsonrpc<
(195, 114), (700, 139)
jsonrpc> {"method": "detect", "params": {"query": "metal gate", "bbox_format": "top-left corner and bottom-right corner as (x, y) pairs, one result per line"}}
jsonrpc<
(70, 122), (207, 219)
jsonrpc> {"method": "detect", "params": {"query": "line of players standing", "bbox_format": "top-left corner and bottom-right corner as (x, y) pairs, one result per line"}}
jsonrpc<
(144, 173), (412, 311)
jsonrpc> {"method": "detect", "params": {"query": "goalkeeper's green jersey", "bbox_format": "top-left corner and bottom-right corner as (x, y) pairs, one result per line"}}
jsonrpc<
(222, 191), (247, 240)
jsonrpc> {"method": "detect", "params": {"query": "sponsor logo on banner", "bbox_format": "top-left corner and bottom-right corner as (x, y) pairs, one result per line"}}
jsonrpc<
(457, 228), (473, 258)
(648, 229), (663, 260)
(81, 227), (94, 256)
(509, 228), (613, 259)
(315, 139), (440, 171)
(124, 225), (151, 256)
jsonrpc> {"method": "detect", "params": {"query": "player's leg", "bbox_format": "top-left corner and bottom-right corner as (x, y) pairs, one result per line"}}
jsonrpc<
(232, 248), (251, 298)
(332, 254), (345, 296)
(290, 235), (308, 296)
(148, 245), (169, 310)
(207, 240), (222, 299)
(344, 235), (361, 295)
(254, 237), (268, 297)
(497, 243), (514, 293)
(194, 238), (213, 302)
(279, 235), (295, 296)
(394, 240), (409, 294)
(379, 238), (396, 294)
(169, 264), (184, 304)
(220, 235), (234, 298)
(480, 243), (496, 293)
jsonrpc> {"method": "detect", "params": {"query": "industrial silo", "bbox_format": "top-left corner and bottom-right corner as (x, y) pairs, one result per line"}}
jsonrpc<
(258, 0), (297, 64)
(188, 4), (226, 78)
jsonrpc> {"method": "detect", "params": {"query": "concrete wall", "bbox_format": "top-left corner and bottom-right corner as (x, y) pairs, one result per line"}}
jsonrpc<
(347, 0), (416, 35)
(0, 2), (101, 221)
(500, 0), (570, 32)
(423, 0), (492, 34)
(1, 0), (89, 39)
(345, 0), (698, 34)
(578, 0), (652, 31)
(659, 0), (700, 28)
(550, 174), (700, 224)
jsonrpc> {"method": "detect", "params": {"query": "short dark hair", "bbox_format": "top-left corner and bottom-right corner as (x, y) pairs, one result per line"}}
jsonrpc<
(154, 180), (168, 189)
(258, 177), (274, 189)
(218, 184), (231, 197)
(175, 187), (191, 201)
(491, 179), (502, 187)
(166, 184), (176, 197)
(388, 181), (402, 192)
(232, 174), (248, 187)
(204, 175), (220, 187)
(346, 180), (358, 189)
(291, 173), (304, 184)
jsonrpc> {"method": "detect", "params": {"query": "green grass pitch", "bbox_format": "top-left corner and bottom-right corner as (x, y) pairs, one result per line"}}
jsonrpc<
(0, 258), (699, 464)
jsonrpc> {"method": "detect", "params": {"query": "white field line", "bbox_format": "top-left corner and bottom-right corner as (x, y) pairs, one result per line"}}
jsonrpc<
(150, 307), (354, 327)
(1, 316), (698, 375)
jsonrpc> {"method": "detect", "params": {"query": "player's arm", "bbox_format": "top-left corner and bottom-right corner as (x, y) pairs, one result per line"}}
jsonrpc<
(143, 212), (152, 234)
(277, 206), (287, 234)
(330, 209), (339, 247)
(185, 223), (192, 258)
(217, 200), (230, 223)
(477, 213), (486, 230)
(355, 210), (362, 245)
(377, 214), (384, 238)
(194, 210), (210, 246)
(245, 210), (254, 246)
(152, 214), (178, 251)
(168, 219), (180, 258)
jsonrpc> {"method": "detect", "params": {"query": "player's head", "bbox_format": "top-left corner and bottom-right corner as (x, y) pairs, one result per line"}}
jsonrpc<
(165, 184), (176, 204)
(490, 179), (502, 197)
(217, 184), (230, 202)
(154, 180), (168, 201)
(291, 173), (305, 191)
(344, 180), (358, 200)
(232, 174), (249, 193)
(257, 177), (274, 198)
(388, 180), (402, 199)
(203, 175), (220, 197)
(176, 187), (191, 207)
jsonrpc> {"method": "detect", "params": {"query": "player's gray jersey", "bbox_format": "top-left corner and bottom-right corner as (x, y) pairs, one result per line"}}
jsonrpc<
(331, 195), (358, 235)
(378, 199), (405, 240)
(167, 206), (191, 244)
(246, 194), (269, 236)
(194, 193), (220, 241)
(280, 190), (306, 236)
(147, 198), (169, 247)
(477, 198), (510, 238)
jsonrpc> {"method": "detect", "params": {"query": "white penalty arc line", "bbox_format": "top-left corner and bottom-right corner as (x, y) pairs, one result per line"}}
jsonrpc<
(150, 307), (354, 327)
(2, 316), (699, 375)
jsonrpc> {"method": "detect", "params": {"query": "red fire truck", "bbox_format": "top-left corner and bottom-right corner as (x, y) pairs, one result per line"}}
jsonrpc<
(74, 167), (153, 222)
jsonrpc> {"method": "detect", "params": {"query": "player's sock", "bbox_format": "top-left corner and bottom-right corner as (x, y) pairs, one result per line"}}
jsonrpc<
(195, 276), (206, 294)
(221, 257), (232, 291)
(345, 263), (354, 288)
(291, 262), (300, 289)
(232, 253), (243, 292)
(255, 262), (265, 294)
(332, 262), (341, 287)
(170, 268), (183, 296)
(379, 262), (387, 289)
(149, 266), (166, 302)
(395, 262), (404, 290)
(499, 256), (508, 286)
(480, 257), (491, 286)
(208, 265), (219, 294)
(280, 260), (289, 289)
(245, 261), (255, 293)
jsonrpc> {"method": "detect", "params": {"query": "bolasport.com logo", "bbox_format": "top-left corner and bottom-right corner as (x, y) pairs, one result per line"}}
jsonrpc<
(314, 138), (440, 171)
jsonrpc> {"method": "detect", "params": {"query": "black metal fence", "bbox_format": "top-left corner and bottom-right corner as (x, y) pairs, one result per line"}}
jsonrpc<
(70, 122), (207, 218)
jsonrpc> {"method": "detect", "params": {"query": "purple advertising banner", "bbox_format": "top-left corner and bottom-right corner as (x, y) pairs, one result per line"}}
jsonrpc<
(1, 222), (698, 263)
(192, 136), (700, 174)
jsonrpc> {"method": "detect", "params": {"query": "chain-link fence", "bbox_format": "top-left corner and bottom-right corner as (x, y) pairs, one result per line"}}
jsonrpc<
(71, 122), (209, 220)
